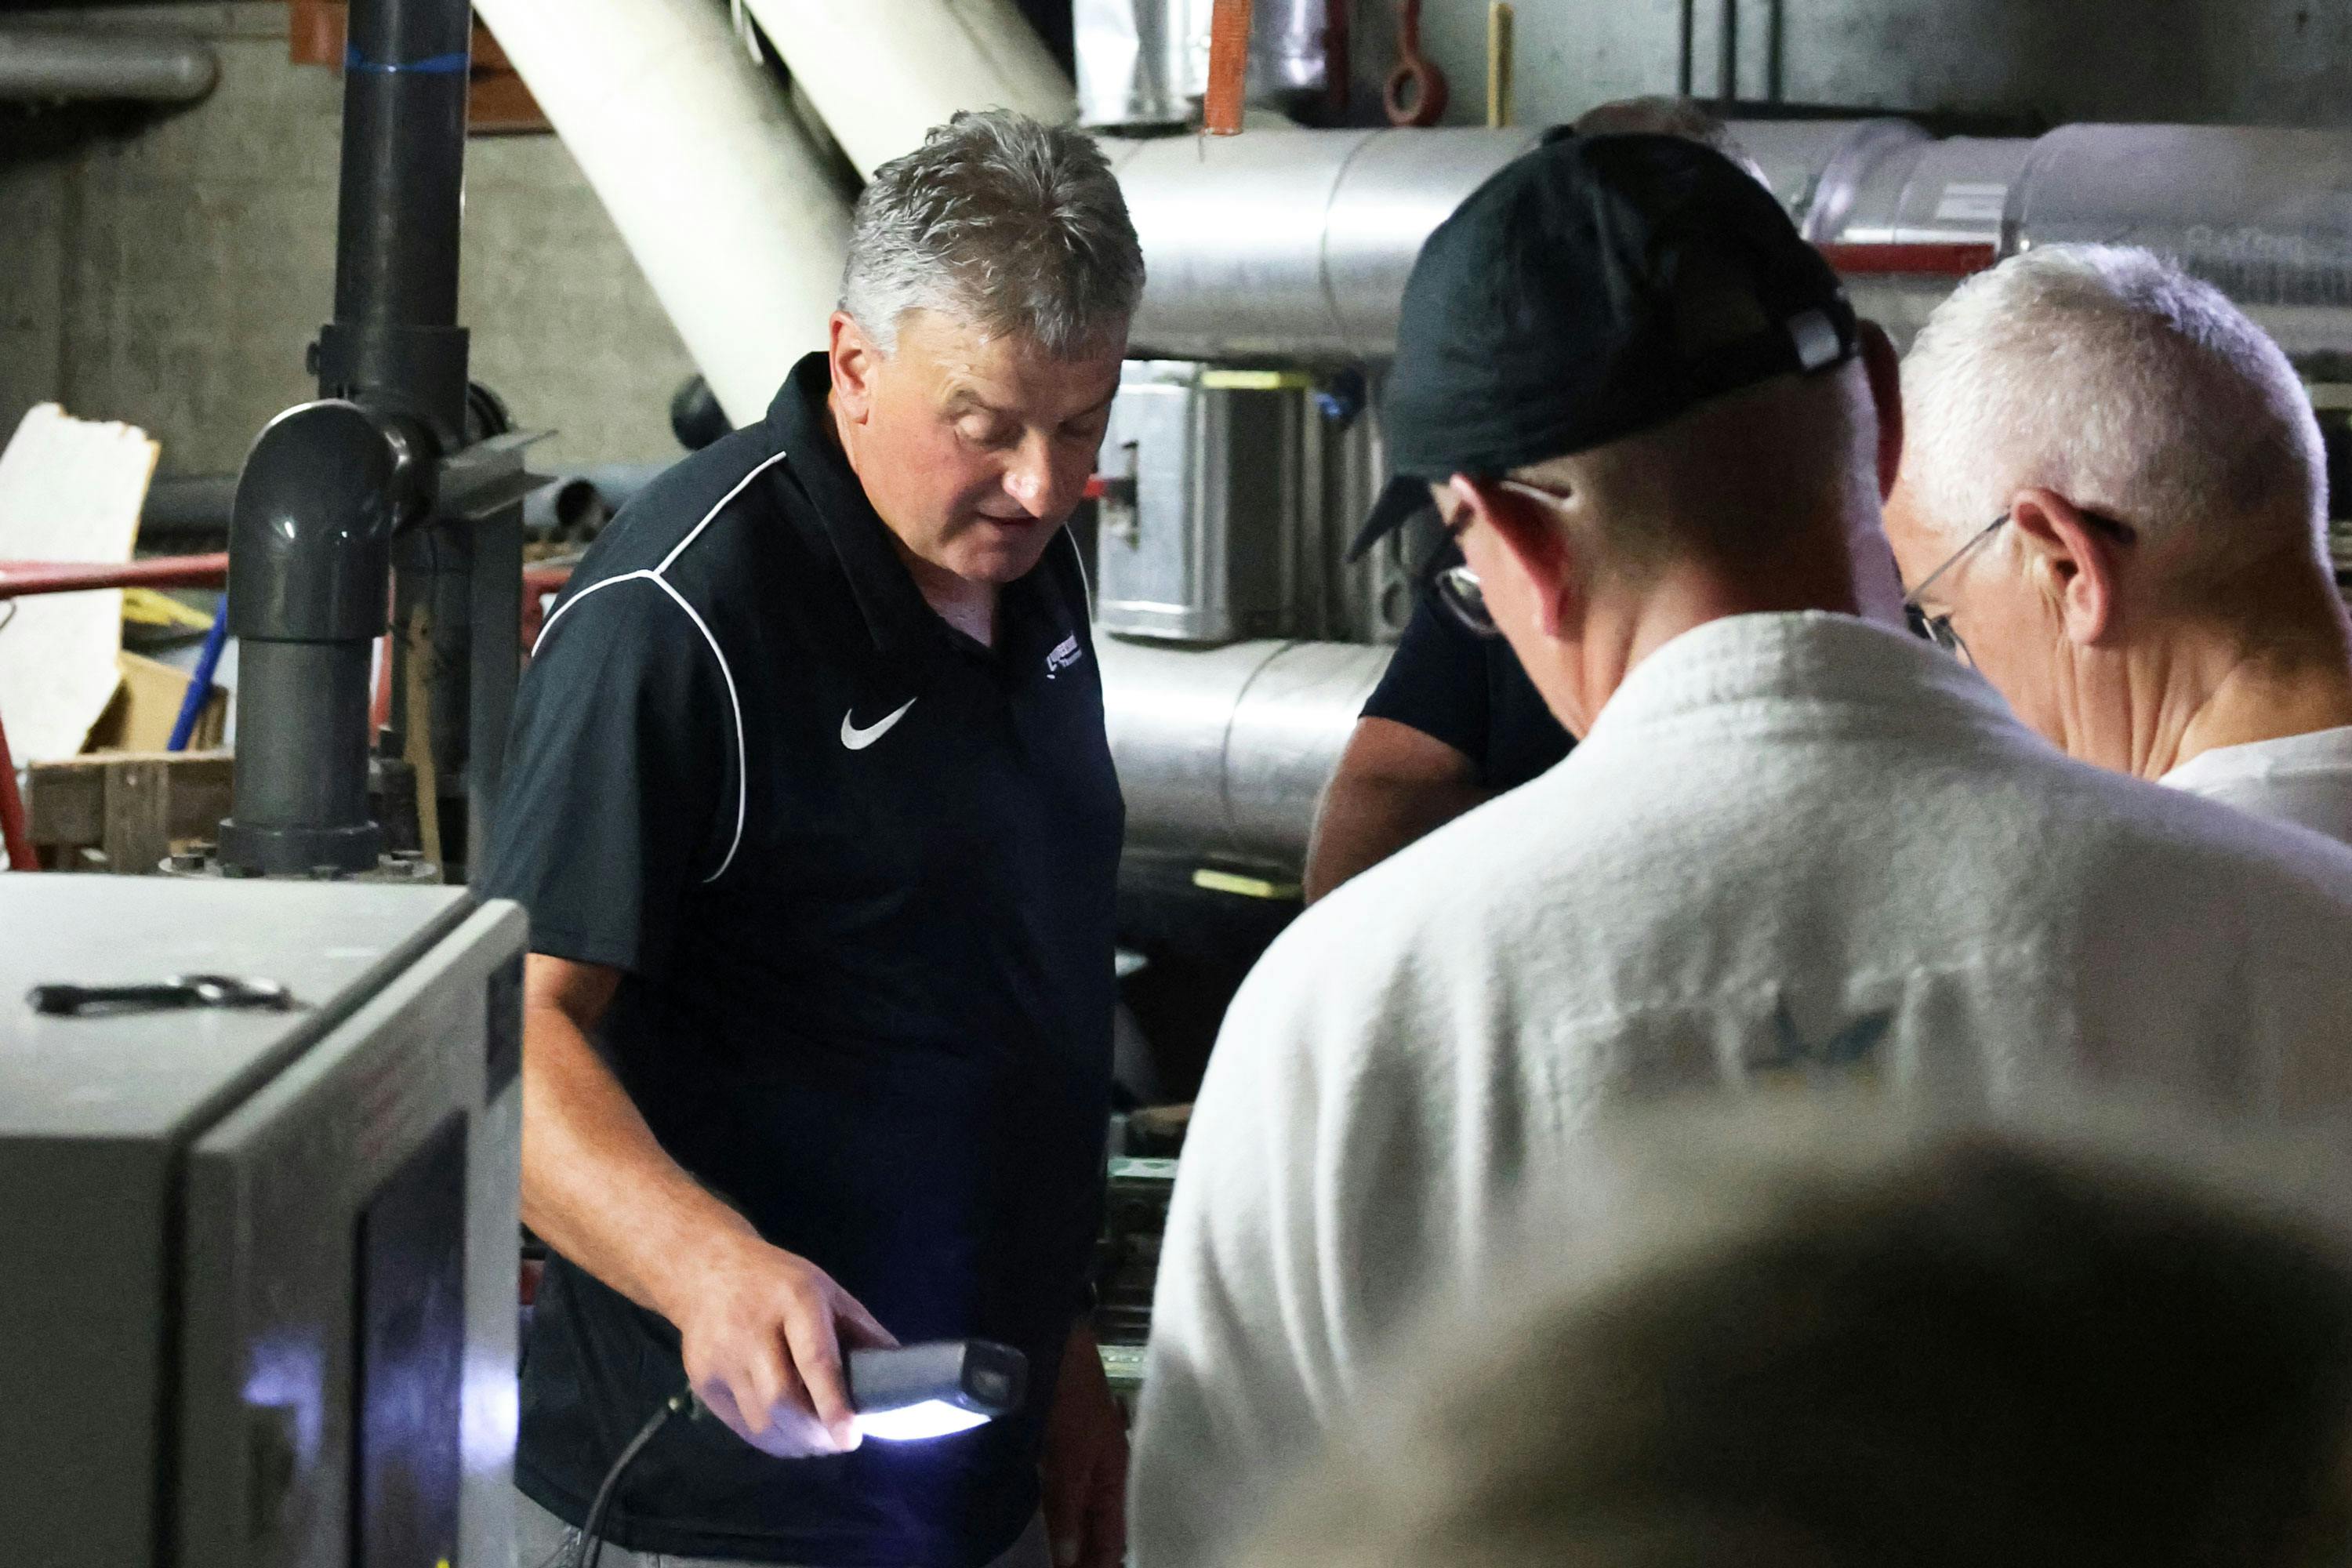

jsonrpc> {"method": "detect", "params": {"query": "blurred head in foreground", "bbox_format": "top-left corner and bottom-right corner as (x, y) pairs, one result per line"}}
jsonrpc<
(1242, 1103), (2352, 1568)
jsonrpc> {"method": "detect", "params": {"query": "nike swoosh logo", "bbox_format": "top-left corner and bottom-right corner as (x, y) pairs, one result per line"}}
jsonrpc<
(840, 698), (917, 751)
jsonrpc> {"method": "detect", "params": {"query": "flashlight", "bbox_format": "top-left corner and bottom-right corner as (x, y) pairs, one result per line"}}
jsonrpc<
(848, 1340), (1029, 1443)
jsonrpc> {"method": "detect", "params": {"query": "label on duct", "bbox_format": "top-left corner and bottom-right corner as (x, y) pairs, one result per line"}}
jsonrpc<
(1934, 183), (2009, 223)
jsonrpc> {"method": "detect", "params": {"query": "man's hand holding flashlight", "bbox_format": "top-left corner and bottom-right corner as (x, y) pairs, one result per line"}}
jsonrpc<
(665, 1232), (898, 1457)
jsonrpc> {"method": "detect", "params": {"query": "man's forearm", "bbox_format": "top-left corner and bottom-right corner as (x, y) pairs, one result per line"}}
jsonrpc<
(521, 1000), (761, 1324)
(1303, 773), (1490, 903)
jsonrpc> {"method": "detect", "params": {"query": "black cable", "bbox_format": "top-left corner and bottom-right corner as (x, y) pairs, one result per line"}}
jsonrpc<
(1717, 0), (1738, 111)
(570, 1386), (696, 1568)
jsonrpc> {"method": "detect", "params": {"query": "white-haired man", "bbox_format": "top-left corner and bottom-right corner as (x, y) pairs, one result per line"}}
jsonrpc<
(1887, 244), (2352, 840)
(489, 111), (1139, 1568)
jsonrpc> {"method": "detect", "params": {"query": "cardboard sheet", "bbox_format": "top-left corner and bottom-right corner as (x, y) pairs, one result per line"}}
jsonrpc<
(0, 404), (159, 764)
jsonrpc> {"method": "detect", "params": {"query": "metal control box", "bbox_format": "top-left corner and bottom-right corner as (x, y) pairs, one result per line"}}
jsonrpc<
(1095, 361), (1305, 644)
(0, 877), (525, 1568)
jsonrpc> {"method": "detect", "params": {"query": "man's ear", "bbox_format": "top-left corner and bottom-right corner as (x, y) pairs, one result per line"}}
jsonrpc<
(1859, 319), (1904, 502)
(2009, 488), (2125, 646)
(1451, 475), (1582, 641)
(828, 310), (880, 425)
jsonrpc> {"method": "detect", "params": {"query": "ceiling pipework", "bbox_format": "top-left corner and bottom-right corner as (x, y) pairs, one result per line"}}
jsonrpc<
(1110, 118), (2352, 367)
(468, 0), (854, 424)
(1077, 0), (1334, 129)
(0, 27), (217, 103)
(737, 0), (1074, 176)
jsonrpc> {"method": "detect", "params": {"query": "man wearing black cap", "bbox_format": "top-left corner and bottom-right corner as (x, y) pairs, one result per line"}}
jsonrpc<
(1302, 100), (1756, 904)
(1127, 133), (2352, 1568)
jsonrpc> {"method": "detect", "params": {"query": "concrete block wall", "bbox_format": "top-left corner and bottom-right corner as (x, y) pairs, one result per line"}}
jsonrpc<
(0, 3), (699, 477)
(1341, 0), (2352, 132)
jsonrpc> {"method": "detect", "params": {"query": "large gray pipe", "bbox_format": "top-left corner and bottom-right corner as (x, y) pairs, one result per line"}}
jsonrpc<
(1112, 128), (1540, 363)
(216, 402), (413, 878)
(0, 29), (218, 102)
(1099, 637), (1390, 869)
(1114, 119), (2352, 364)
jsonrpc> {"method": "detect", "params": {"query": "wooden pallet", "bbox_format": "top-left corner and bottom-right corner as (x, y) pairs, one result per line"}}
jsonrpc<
(24, 751), (232, 875)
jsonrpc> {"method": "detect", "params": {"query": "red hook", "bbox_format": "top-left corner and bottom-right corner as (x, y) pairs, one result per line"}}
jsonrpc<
(1384, 0), (1449, 126)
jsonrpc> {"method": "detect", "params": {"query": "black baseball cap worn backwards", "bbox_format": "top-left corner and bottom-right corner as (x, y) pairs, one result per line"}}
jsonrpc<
(1349, 129), (1860, 559)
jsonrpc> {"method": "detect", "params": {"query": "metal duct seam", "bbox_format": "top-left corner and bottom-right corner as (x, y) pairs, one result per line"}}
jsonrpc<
(1114, 126), (1534, 362)
(0, 29), (218, 102)
(1777, 119), (2352, 360)
(1099, 636), (1388, 867)
(470, 0), (852, 424)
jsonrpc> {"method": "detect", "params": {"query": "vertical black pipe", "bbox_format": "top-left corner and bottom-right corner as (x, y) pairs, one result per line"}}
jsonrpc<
(1766, 0), (1784, 103)
(1717, 0), (1737, 111)
(334, 0), (470, 371)
(219, 0), (474, 877)
(329, 0), (478, 873)
(1676, 0), (1695, 98)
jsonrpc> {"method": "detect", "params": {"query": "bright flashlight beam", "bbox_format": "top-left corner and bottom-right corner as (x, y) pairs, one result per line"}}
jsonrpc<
(853, 1400), (992, 1443)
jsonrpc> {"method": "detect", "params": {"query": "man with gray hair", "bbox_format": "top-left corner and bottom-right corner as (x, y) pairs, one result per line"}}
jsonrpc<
(1887, 244), (2352, 841)
(487, 110), (1142, 1567)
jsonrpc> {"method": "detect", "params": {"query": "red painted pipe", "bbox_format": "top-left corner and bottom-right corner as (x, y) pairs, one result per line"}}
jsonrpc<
(0, 553), (231, 599)
(1817, 241), (1998, 278)
(0, 706), (35, 872)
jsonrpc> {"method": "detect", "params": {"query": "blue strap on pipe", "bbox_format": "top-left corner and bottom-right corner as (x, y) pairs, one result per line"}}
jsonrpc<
(168, 595), (232, 753)
(343, 46), (470, 74)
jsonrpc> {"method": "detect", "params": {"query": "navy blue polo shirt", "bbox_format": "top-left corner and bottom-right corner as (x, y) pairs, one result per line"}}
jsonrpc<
(484, 353), (1123, 1565)
(1361, 591), (1572, 791)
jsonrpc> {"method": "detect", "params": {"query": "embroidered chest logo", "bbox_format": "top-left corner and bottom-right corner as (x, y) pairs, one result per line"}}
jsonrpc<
(840, 697), (917, 751)
(1046, 633), (1084, 680)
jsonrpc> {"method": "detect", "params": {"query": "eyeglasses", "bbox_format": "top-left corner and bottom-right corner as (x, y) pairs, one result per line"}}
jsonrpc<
(1421, 539), (1496, 638)
(1901, 514), (2006, 664)
(1414, 481), (1573, 640)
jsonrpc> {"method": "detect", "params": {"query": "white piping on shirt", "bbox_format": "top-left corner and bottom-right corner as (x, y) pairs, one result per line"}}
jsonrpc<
(1065, 525), (1095, 631)
(532, 448), (789, 884)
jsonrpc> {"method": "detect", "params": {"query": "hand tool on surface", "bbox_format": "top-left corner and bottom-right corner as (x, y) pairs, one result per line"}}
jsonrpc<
(28, 973), (296, 1016)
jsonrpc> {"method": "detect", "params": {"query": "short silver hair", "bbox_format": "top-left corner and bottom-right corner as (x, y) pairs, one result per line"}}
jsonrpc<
(840, 109), (1145, 358)
(1901, 245), (2326, 569)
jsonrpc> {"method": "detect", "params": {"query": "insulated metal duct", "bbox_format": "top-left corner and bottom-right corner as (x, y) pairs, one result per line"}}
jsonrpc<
(0, 29), (217, 103)
(471, 0), (852, 424)
(1780, 118), (2352, 362)
(740, 0), (1074, 177)
(1113, 119), (2352, 364)
(1113, 127), (1538, 361)
(1099, 637), (1389, 867)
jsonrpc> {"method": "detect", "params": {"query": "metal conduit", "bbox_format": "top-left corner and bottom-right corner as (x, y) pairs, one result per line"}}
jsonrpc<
(0, 29), (218, 102)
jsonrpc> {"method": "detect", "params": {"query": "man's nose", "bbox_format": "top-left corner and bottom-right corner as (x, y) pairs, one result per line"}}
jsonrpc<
(1003, 437), (1062, 516)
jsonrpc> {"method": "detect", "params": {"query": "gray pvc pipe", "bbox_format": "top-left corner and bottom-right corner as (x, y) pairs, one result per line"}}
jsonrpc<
(0, 30), (218, 103)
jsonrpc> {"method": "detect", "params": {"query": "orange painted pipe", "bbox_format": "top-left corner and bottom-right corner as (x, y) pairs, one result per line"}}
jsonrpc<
(1204, 0), (1254, 136)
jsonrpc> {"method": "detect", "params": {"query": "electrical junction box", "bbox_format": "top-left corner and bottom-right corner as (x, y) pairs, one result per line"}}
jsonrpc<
(1095, 361), (1308, 644)
(0, 876), (524, 1568)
